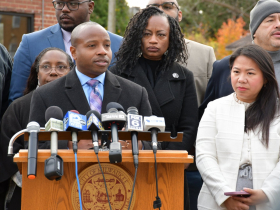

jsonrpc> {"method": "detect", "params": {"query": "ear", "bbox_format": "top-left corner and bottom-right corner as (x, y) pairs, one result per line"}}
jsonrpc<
(178, 10), (183, 22)
(70, 46), (77, 61)
(88, 1), (94, 14)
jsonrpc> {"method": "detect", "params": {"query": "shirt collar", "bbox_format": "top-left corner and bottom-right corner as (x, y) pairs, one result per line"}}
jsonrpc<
(75, 67), (106, 86)
(61, 28), (72, 43)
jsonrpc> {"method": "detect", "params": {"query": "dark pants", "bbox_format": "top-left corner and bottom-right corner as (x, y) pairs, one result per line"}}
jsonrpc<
(186, 170), (203, 210)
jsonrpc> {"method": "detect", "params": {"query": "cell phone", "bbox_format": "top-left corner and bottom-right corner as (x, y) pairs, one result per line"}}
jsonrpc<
(224, 191), (251, 197)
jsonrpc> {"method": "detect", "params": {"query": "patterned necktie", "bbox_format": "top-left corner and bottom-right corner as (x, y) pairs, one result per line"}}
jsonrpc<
(86, 79), (102, 113)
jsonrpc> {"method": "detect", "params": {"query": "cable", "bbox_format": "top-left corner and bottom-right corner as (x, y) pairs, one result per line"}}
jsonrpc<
(75, 153), (83, 210)
(96, 154), (112, 210)
(128, 166), (138, 210)
(153, 152), (161, 209)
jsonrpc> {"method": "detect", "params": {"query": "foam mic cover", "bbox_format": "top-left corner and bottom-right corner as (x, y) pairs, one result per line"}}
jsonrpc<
(45, 106), (64, 132)
(86, 110), (104, 154)
(27, 121), (40, 179)
(106, 102), (125, 112)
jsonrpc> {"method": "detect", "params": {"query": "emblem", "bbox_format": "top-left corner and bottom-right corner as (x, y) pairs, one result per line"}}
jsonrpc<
(71, 163), (136, 210)
(172, 73), (179, 78)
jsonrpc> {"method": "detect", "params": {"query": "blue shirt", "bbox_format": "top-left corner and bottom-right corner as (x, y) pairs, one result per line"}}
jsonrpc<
(75, 67), (105, 104)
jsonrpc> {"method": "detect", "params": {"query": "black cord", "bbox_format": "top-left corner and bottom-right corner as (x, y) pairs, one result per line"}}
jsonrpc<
(128, 166), (138, 210)
(153, 152), (161, 209)
(96, 154), (112, 210)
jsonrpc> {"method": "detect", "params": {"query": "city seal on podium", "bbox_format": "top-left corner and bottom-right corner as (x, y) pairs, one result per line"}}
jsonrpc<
(71, 163), (136, 210)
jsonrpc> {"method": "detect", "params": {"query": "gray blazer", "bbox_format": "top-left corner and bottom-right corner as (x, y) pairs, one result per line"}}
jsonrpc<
(29, 69), (152, 149)
(183, 39), (216, 106)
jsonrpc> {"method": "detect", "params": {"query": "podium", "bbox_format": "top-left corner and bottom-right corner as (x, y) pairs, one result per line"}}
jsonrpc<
(13, 131), (193, 210)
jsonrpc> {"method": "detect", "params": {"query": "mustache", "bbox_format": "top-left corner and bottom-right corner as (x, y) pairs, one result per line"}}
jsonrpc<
(271, 29), (280, 35)
(60, 14), (74, 21)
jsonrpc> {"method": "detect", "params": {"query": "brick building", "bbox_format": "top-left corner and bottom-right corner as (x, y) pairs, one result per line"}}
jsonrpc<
(0, 0), (58, 57)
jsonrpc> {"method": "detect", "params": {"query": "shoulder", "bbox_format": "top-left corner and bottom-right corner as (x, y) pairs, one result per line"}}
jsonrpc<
(107, 70), (143, 90)
(213, 55), (231, 69)
(207, 93), (235, 108)
(23, 24), (59, 39)
(107, 31), (123, 42)
(171, 62), (194, 79)
(185, 39), (214, 51)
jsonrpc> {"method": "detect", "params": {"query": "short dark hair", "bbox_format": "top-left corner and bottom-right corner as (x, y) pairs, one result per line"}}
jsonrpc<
(114, 6), (187, 75)
(24, 47), (74, 95)
(229, 44), (280, 147)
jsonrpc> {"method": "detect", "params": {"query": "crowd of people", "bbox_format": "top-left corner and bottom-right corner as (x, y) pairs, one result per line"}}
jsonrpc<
(0, 0), (280, 210)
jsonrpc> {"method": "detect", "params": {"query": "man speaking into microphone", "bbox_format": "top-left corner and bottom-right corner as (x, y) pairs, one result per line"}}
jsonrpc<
(29, 22), (152, 149)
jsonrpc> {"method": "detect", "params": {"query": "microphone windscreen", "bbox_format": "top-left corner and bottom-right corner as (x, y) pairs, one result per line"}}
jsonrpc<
(45, 106), (63, 122)
(86, 110), (101, 120)
(127, 106), (138, 115)
(70, 110), (79, 114)
(106, 102), (124, 113)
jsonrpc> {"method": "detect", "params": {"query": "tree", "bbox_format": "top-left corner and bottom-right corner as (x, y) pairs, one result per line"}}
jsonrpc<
(90, 0), (130, 36)
(215, 17), (248, 59)
(178, 0), (257, 38)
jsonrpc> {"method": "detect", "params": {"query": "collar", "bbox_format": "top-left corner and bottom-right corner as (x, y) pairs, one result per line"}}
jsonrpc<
(61, 28), (72, 43)
(75, 67), (106, 86)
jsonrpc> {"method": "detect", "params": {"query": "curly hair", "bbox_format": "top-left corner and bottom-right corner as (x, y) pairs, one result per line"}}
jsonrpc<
(24, 47), (74, 95)
(114, 6), (188, 75)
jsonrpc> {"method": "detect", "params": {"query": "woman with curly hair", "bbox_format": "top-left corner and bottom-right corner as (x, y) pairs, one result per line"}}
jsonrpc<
(111, 6), (198, 153)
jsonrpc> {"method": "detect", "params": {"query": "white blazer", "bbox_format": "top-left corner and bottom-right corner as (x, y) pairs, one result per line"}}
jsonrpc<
(196, 93), (280, 210)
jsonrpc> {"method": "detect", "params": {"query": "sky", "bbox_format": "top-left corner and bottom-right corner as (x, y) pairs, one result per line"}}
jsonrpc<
(126, 0), (149, 8)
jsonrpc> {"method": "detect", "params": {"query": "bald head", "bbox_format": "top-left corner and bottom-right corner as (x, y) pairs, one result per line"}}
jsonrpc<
(71, 22), (105, 47)
(70, 21), (112, 78)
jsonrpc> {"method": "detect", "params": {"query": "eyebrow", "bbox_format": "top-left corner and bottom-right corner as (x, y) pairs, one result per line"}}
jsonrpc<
(233, 67), (256, 71)
(144, 29), (166, 32)
(85, 39), (111, 43)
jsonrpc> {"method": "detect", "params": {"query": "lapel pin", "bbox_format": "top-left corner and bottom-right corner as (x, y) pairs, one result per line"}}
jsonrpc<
(172, 73), (179, 78)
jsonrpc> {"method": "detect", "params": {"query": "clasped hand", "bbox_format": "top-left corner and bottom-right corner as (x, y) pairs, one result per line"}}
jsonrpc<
(224, 188), (268, 210)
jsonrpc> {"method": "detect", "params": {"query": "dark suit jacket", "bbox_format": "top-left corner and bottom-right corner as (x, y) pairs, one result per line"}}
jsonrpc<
(0, 91), (33, 183)
(198, 56), (233, 120)
(29, 69), (152, 149)
(110, 62), (198, 152)
(9, 23), (123, 103)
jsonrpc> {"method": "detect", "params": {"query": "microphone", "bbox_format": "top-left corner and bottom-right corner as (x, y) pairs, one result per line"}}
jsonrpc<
(86, 110), (104, 154)
(101, 102), (126, 163)
(44, 106), (64, 181)
(27, 121), (40, 179)
(143, 116), (165, 154)
(143, 116), (165, 209)
(63, 110), (87, 153)
(127, 107), (143, 168)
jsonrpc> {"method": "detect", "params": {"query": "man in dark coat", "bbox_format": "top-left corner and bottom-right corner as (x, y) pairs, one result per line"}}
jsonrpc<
(29, 22), (152, 149)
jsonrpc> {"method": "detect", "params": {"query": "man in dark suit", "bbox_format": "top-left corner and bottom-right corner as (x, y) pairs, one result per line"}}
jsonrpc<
(199, 0), (280, 120)
(29, 22), (151, 149)
(9, 0), (123, 104)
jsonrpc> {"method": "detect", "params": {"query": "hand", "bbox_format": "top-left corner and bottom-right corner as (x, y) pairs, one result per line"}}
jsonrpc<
(184, 163), (190, 169)
(68, 139), (93, 150)
(120, 140), (132, 150)
(223, 197), (249, 210)
(232, 188), (268, 206)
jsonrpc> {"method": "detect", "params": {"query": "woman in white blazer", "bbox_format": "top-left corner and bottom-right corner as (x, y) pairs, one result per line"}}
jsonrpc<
(196, 44), (280, 210)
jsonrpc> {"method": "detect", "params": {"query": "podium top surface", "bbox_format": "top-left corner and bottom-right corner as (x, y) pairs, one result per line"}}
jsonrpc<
(14, 149), (193, 163)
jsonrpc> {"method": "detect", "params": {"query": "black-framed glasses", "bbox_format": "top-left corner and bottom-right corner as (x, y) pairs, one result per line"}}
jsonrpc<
(147, 2), (180, 11)
(39, 64), (70, 74)
(52, 0), (91, 11)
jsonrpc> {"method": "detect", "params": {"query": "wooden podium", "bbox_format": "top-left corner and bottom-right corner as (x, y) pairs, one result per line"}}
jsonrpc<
(13, 132), (193, 210)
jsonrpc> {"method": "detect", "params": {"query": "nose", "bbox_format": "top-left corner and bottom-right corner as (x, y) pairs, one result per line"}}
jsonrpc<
(97, 46), (107, 55)
(238, 73), (247, 83)
(61, 3), (71, 12)
(49, 68), (58, 76)
(149, 34), (158, 44)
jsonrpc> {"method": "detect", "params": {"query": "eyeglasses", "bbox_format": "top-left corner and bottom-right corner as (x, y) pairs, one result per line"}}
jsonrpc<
(52, 0), (91, 11)
(39, 65), (70, 74)
(147, 2), (180, 11)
